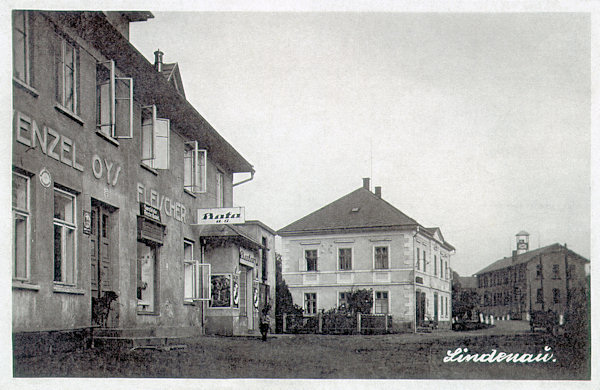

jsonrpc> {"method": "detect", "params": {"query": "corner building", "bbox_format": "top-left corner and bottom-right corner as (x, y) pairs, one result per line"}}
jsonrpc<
(12, 11), (274, 337)
(278, 179), (455, 331)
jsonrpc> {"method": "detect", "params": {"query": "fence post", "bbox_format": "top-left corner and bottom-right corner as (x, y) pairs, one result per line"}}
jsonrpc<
(318, 312), (323, 334)
(283, 313), (287, 333)
(385, 314), (389, 333)
(357, 312), (362, 334)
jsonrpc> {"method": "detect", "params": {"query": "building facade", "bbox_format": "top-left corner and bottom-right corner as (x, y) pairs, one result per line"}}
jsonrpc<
(278, 179), (455, 331)
(12, 11), (274, 337)
(474, 233), (589, 320)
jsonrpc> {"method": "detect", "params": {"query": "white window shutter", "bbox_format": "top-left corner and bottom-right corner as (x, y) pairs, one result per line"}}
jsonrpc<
(197, 263), (211, 301)
(183, 141), (196, 192)
(113, 77), (133, 138)
(153, 118), (170, 169)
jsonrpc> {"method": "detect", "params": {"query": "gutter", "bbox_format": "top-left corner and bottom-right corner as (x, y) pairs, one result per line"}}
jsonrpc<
(233, 171), (255, 187)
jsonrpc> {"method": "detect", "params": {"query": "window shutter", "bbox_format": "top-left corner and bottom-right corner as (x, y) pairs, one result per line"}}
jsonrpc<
(198, 149), (207, 193)
(183, 141), (195, 192)
(197, 263), (211, 301)
(113, 77), (133, 138)
(153, 118), (170, 169)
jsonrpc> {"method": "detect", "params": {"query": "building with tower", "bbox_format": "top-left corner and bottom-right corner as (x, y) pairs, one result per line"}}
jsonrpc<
(474, 232), (589, 321)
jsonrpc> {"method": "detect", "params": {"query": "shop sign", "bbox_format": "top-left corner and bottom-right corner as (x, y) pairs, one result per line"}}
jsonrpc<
(14, 111), (84, 172)
(239, 247), (257, 267)
(195, 207), (245, 225)
(137, 183), (187, 223)
(82, 210), (92, 235)
(137, 217), (165, 245)
(140, 203), (161, 223)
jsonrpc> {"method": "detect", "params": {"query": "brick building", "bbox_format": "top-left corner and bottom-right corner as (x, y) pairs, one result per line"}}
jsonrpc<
(474, 232), (589, 320)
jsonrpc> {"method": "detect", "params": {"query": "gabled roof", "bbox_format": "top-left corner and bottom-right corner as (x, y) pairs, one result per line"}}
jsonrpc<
(278, 187), (418, 236)
(160, 63), (186, 98)
(424, 227), (445, 243)
(475, 243), (589, 275)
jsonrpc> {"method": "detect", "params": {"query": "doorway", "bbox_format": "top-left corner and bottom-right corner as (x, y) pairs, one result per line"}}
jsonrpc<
(91, 201), (117, 327)
(416, 291), (426, 326)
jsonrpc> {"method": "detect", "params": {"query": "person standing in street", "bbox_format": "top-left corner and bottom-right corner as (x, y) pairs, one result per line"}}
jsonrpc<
(259, 304), (271, 341)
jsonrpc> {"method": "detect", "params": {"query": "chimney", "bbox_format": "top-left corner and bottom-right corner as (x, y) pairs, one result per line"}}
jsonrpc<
(375, 186), (381, 198)
(154, 49), (164, 72)
(362, 178), (370, 190)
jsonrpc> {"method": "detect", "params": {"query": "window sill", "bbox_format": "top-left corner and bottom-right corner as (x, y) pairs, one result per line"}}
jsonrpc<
(13, 78), (39, 97)
(141, 163), (158, 175)
(137, 310), (160, 316)
(13, 281), (41, 291)
(54, 104), (84, 125)
(183, 189), (197, 198)
(95, 130), (120, 146)
(53, 284), (85, 295)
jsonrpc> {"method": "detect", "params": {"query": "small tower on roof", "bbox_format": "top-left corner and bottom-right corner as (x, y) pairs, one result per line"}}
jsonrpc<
(516, 231), (530, 255)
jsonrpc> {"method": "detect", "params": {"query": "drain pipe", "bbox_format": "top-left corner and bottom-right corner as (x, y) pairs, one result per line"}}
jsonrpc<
(233, 171), (255, 187)
(413, 226), (420, 333)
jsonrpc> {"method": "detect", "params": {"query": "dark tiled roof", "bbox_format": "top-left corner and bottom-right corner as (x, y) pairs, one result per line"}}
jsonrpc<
(475, 243), (589, 275)
(458, 276), (478, 289)
(278, 187), (419, 235)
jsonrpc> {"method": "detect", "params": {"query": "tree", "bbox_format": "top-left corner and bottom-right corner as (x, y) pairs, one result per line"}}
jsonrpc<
(275, 253), (302, 332)
(344, 288), (373, 314)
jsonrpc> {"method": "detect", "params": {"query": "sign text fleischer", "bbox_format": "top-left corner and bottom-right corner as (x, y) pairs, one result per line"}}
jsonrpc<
(195, 207), (245, 225)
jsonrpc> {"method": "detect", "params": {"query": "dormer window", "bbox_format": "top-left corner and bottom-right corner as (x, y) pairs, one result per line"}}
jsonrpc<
(97, 60), (133, 139)
(141, 105), (170, 169)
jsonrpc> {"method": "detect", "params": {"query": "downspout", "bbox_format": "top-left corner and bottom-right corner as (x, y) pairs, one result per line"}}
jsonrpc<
(233, 171), (255, 187)
(413, 226), (419, 333)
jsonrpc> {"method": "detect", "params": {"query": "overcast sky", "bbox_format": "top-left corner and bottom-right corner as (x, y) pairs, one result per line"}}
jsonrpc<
(130, 12), (590, 276)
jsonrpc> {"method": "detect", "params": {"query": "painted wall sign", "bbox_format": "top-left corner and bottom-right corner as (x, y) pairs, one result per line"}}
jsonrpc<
(195, 207), (245, 225)
(140, 203), (161, 223)
(82, 210), (92, 235)
(137, 183), (187, 223)
(92, 154), (122, 186)
(14, 111), (84, 172)
(239, 247), (257, 267)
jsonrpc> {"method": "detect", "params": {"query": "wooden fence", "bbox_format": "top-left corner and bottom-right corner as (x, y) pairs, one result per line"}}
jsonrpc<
(278, 313), (393, 334)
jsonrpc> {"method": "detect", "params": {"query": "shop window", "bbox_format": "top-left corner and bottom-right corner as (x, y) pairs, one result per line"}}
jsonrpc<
(13, 172), (30, 281)
(210, 274), (231, 307)
(141, 105), (170, 169)
(183, 241), (210, 304)
(552, 264), (560, 279)
(183, 140), (207, 194)
(305, 249), (318, 271)
(53, 187), (77, 285)
(97, 60), (133, 139)
(137, 241), (158, 313)
(374, 291), (389, 314)
(55, 35), (79, 115)
(304, 292), (317, 315)
(553, 288), (561, 304)
(13, 11), (32, 86)
(216, 171), (224, 207)
(374, 246), (389, 269)
(338, 248), (352, 271)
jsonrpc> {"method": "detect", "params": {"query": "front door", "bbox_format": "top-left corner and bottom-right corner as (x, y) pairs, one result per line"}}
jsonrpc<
(416, 291), (426, 326)
(91, 202), (114, 326)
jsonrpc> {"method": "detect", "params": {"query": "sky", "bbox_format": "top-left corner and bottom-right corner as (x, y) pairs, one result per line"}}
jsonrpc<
(130, 11), (590, 277)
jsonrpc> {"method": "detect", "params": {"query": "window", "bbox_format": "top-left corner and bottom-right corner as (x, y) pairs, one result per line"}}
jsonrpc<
(553, 289), (561, 304)
(536, 264), (543, 279)
(216, 171), (224, 207)
(374, 246), (389, 269)
(210, 275), (231, 307)
(141, 105), (170, 169)
(13, 172), (30, 281)
(552, 264), (560, 279)
(183, 141), (207, 193)
(183, 240), (197, 302)
(339, 292), (349, 309)
(374, 291), (388, 314)
(304, 293), (317, 315)
(566, 265), (575, 280)
(338, 248), (352, 270)
(261, 237), (268, 281)
(536, 289), (544, 304)
(97, 60), (133, 139)
(305, 249), (318, 272)
(56, 35), (78, 114)
(53, 187), (76, 285)
(445, 261), (448, 279)
(416, 248), (420, 270)
(423, 251), (427, 272)
(434, 255), (437, 276)
(13, 11), (31, 85)
(137, 241), (158, 312)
